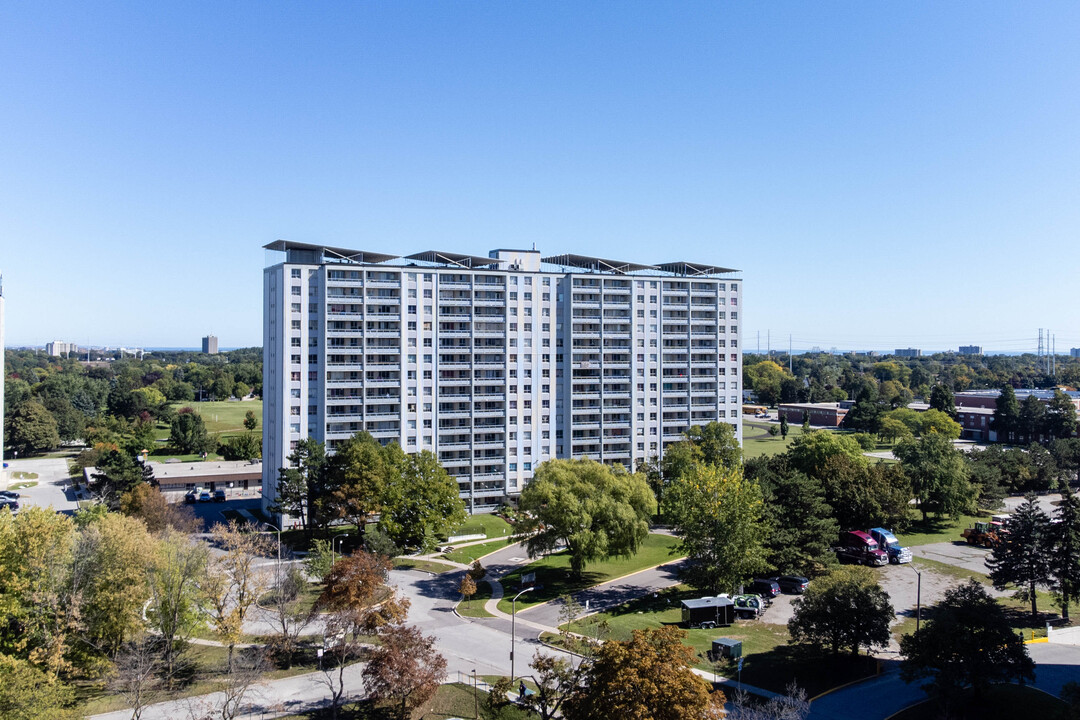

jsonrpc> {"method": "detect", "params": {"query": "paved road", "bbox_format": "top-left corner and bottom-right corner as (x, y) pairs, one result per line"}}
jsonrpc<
(518, 559), (687, 628)
(3, 456), (80, 513)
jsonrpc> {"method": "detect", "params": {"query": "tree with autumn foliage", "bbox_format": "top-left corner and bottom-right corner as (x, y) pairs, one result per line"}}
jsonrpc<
(312, 550), (410, 719)
(563, 626), (725, 720)
(201, 521), (274, 672)
(362, 624), (446, 720)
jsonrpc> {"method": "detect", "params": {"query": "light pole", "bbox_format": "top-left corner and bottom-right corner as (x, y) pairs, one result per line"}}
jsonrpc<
(472, 668), (478, 720)
(511, 586), (534, 682)
(263, 522), (283, 590)
(333, 533), (350, 565)
(909, 564), (922, 632)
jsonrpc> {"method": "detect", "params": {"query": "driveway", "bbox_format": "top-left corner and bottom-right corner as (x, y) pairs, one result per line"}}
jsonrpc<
(913, 541), (997, 576)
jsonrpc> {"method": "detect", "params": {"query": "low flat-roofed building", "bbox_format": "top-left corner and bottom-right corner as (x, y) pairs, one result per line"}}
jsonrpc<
(778, 402), (850, 427)
(85, 459), (263, 499)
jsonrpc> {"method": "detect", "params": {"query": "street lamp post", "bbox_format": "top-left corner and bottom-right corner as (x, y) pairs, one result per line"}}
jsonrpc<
(909, 564), (922, 632)
(511, 587), (534, 682)
(333, 533), (350, 565)
(263, 522), (283, 589)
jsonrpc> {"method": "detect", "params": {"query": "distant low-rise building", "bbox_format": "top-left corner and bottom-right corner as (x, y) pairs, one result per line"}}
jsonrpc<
(86, 459), (262, 498)
(202, 335), (219, 354)
(894, 348), (921, 358)
(778, 402), (850, 427)
(958, 345), (982, 356)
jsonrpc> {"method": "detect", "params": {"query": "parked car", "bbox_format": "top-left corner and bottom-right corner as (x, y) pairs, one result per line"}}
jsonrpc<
(0, 499), (19, 514)
(198, 491), (212, 503)
(770, 575), (810, 594)
(0, 490), (20, 500)
(733, 594), (765, 619)
(747, 578), (781, 599)
(213, 489), (227, 502)
(184, 491), (198, 504)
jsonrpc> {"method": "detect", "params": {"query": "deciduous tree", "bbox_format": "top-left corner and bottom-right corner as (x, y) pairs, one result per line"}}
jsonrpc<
(563, 626), (724, 720)
(6, 400), (60, 456)
(325, 432), (395, 540)
(667, 464), (768, 595)
(518, 458), (654, 579)
(362, 624), (446, 720)
(788, 566), (893, 656)
(146, 529), (208, 684)
(523, 652), (581, 720)
(894, 434), (976, 520)
(202, 521), (273, 671)
(377, 448), (466, 552)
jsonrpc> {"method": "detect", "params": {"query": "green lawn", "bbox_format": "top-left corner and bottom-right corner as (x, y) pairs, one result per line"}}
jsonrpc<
(169, 400), (263, 435)
(457, 580), (495, 618)
(394, 558), (458, 574)
(10, 471), (38, 480)
(496, 534), (684, 613)
(897, 513), (992, 547)
(551, 583), (878, 697)
(890, 683), (1066, 720)
(444, 538), (515, 565)
(741, 419), (808, 460)
(449, 513), (514, 539)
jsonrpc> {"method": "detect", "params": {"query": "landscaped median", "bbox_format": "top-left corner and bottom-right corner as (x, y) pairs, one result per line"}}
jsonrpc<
(544, 583), (880, 698)
(495, 533), (683, 613)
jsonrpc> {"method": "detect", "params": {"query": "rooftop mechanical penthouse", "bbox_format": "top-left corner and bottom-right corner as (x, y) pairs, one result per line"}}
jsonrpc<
(263, 241), (742, 516)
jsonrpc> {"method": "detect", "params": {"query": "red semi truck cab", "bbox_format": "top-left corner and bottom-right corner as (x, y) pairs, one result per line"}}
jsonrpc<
(835, 530), (889, 567)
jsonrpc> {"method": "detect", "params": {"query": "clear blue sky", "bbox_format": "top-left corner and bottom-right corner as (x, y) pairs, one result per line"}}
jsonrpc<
(2, 3), (1078, 352)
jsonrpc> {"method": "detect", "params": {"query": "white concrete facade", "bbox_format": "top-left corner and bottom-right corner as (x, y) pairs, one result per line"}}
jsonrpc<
(262, 244), (741, 516)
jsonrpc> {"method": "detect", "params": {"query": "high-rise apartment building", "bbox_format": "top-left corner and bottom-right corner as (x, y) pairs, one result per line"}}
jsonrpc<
(202, 335), (219, 354)
(45, 341), (78, 357)
(262, 241), (742, 515)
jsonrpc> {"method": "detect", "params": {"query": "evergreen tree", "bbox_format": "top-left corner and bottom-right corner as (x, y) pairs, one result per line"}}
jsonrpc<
(1018, 394), (1046, 445)
(991, 384), (1019, 444)
(1045, 390), (1079, 441)
(928, 384), (957, 418)
(748, 456), (838, 575)
(779, 414), (789, 440)
(986, 495), (1054, 623)
(1051, 486), (1080, 622)
(900, 580), (1034, 710)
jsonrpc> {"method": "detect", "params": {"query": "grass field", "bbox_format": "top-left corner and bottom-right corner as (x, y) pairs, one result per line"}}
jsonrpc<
(890, 683), (1066, 720)
(551, 583), (877, 697)
(741, 419), (808, 459)
(168, 399), (263, 435)
(444, 538), (515, 565)
(449, 513), (514, 539)
(496, 534), (683, 613)
(897, 513), (992, 547)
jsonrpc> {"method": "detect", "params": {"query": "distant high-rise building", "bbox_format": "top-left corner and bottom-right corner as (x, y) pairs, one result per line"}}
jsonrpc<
(958, 345), (982, 356)
(202, 335), (219, 354)
(262, 241), (743, 516)
(1071, 348), (1080, 358)
(894, 348), (921, 358)
(45, 341), (78, 357)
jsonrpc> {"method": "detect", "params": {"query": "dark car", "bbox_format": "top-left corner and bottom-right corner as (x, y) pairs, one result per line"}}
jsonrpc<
(748, 578), (781, 599)
(213, 489), (227, 503)
(0, 499), (19, 514)
(771, 575), (810, 594)
(0, 490), (19, 500)
(184, 491), (197, 504)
